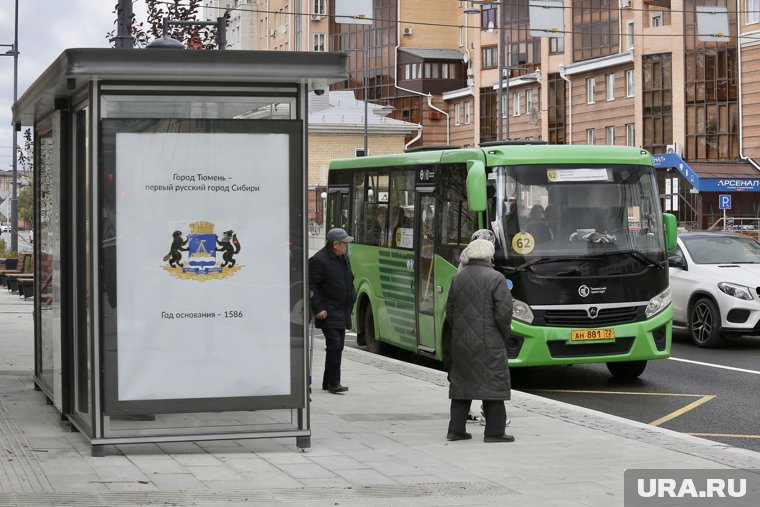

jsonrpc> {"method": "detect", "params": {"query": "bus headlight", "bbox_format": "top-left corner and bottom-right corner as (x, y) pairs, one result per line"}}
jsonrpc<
(512, 299), (534, 324)
(645, 288), (671, 318)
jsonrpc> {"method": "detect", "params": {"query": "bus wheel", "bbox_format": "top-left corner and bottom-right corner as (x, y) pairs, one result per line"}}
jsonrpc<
(363, 305), (385, 354)
(689, 297), (724, 348)
(606, 360), (647, 379)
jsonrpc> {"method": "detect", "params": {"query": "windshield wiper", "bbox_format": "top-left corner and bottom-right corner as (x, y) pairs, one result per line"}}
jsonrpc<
(612, 249), (664, 269)
(503, 256), (591, 276)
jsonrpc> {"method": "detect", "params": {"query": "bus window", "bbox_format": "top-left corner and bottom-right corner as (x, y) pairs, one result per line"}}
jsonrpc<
(439, 165), (476, 265)
(352, 172), (365, 242)
(363, 173), (390, 246)
(389, 170), (416, 249)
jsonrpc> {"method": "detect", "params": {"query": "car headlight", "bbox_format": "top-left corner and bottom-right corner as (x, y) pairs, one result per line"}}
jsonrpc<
(646, 288), (671, 318)
(717, 282), (753, 301)
(512, 299), (534, 324)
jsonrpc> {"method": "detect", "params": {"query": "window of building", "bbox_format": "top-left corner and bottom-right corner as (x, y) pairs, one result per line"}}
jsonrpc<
(606, 73), (615, 101)
(747, 1), (760, 24)
(550, 37), (564, 54)
(314, 0), (326, 15)
(547, 73), (566, 144)
(482, 46), (498, 69)
(465, 100), (472, 124)
(459, 26), (465, 47)
(586, 77), (596, 104)
(501, 93), (508, 118)
(482, 3), (498, 31)
(573, 1), (620, 62)
(587, 128), (596, 145)
(404, 64), (411, 80)
(513, 91), (521, 116)
(626, 20), (634, 50)
(455, 103), (462, 126)
(626, 123), (635, 146)
(642, 53), (672, 156)
(313, 33), (325, 52)
(685, 15), (739, 161)
(625, 69), (634, 97)
(606, 126), (615, 145)
(526, 89), (534, 114)
(425, 63), (432, 79)
(650, 12), (663, 28)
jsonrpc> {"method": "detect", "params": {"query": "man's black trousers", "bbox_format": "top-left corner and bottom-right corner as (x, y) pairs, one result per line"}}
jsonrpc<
(322, 328), (345, 388)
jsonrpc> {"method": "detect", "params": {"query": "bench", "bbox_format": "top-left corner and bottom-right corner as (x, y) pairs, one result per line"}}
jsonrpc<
(0, 253), (29, 286)
(7, 273), (34, 293)
(20, 278), (33, 299)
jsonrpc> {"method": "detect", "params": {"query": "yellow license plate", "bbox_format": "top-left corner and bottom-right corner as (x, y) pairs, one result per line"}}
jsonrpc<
(571, 328), (615, 341)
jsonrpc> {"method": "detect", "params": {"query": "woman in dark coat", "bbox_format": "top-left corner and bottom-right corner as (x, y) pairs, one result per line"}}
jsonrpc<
(444, 238), (515, 442)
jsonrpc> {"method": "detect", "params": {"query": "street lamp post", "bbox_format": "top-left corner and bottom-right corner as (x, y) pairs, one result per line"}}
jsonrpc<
(2, 0), (19, 252)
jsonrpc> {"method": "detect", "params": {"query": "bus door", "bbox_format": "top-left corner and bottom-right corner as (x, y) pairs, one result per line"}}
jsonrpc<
(415, 188), (437, 353)
(326, 187), (349, 231)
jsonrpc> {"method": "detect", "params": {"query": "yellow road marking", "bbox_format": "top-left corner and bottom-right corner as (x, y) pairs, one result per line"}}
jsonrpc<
(649, 395), (716, 427)
(688, 433), (760, 439)
(525, 388), (706, 398)
(523, 389), (718, 427)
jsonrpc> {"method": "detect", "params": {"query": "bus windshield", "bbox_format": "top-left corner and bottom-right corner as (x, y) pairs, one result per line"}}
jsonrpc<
(489, 164), (666, 261)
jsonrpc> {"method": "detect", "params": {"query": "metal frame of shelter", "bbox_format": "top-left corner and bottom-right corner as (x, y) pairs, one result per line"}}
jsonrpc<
(12, 48), (346, 456)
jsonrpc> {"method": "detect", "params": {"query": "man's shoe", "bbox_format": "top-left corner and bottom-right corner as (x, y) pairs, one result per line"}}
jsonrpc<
(327, 384), (348, 394)
(484, 434), (515, 443)
(446, 432), (472, 441)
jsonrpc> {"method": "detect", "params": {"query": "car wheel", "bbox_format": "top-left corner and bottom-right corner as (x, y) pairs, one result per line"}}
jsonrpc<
(363, 304), (386, 354)
(689, 297), (724, 348)
(606, 360), (647, 379)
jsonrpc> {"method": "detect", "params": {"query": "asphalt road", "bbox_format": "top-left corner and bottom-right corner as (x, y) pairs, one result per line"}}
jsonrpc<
(342, 329), (760, 453)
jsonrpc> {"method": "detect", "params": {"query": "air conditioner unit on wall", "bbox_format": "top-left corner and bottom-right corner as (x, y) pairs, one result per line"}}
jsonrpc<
(666, 143), (683, 157)
(403, 27), (413, 36)
(619, 0), (631, 8)
(311, 14), (322, 21)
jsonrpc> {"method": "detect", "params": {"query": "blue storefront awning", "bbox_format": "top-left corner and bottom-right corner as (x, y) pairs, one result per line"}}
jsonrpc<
(652, 153), (760, 192)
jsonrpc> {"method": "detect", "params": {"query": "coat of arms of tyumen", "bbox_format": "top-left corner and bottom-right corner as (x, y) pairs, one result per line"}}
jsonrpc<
(161, 221), (241, 281)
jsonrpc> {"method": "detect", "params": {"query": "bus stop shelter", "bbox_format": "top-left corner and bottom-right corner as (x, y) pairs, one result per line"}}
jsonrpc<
(11, 48), (346, 455)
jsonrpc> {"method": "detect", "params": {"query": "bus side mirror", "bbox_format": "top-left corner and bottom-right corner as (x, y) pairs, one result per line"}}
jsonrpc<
(466, 160), (487, 212)
(662, 212), (677, 251)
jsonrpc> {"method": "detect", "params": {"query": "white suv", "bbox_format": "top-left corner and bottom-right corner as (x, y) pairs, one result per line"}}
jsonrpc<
(0, 223), (10, 233)
(668, 232), (760, 347)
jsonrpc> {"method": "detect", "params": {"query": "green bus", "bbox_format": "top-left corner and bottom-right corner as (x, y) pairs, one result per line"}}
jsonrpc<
(325, 144), (677, 378)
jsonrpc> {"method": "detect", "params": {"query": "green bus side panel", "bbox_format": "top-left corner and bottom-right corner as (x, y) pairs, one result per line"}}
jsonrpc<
(350, 245), (416, 350)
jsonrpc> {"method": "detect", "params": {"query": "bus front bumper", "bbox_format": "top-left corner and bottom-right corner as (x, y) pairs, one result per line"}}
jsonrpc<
(507, 307), (672, 367)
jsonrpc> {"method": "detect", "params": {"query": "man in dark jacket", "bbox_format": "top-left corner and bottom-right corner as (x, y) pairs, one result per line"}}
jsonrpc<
(445, 238), (515, 442)
(309, 228), (357, 394)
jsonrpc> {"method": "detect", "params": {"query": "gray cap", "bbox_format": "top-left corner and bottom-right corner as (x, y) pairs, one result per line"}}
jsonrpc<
(327, 227), (354, 243)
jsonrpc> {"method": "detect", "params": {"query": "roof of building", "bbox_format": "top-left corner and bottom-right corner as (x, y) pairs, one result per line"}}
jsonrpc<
(13, 48), (347, 126)
(690, 161), (760, 178)
(399, 48), (465, 61)
(308, 90), (420, 134)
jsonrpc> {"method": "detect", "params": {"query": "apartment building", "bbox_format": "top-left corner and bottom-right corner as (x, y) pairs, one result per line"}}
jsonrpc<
(206, 0), (760, 229)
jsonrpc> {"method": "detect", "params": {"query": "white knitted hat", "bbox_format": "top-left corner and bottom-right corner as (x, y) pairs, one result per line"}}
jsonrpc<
(460, 238), (495, 262)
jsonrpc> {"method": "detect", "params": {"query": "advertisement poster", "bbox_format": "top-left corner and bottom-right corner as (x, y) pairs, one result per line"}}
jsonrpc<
(115, 132), (291, 401)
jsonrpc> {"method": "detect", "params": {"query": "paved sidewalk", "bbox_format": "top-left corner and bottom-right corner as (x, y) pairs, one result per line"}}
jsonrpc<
(1, 289), (759, 506)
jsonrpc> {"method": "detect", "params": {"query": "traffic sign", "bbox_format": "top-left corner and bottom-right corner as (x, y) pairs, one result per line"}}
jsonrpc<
(719, 194), (732, 210)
